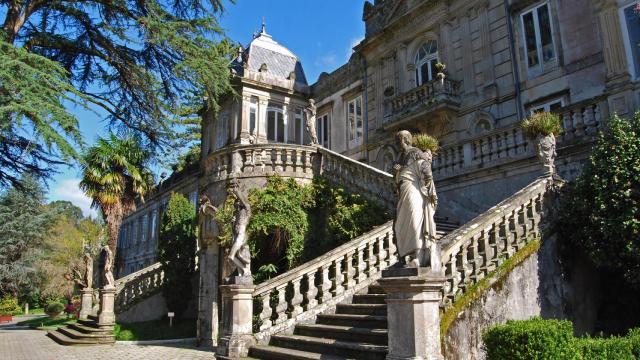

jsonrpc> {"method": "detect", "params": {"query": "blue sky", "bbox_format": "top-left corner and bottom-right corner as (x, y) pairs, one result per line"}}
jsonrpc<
(47, 0), (366, 217)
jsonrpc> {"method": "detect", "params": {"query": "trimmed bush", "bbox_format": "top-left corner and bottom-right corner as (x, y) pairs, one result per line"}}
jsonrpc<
(412, 133), (439, 153)
(520, 111), (563, 138)
(483, 317), (578, 360)
(0, 296), (21, 315)
(44, 301), (64, 317)
(575, 337), (635, 360)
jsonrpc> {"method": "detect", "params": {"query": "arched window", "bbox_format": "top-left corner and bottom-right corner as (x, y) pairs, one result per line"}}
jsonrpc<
(415, 40), (439, 86)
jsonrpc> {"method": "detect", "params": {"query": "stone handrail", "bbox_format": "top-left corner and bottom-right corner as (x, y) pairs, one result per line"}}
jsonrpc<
(432, 96), (608, 180)
(252, 221), (396, 343)
(317, 147), (396, 211)
(438, 176), (559, 304)
(114, 262), (164, 313)
(383, 78), (462, 122)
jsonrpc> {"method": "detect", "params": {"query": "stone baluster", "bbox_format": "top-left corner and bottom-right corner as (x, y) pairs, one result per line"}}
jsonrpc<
(562, 112), (575, 141)
(257, 292), (272, 331)
(377, 235), (388, 269)
(332, 258), (345, 296)
(284, 149), (293, 172)
(319, 264), (333, 303)
(356, 244), (367, 284)
(273, 284), (288, 325)
(304, 270), (318, 310)
(573, 110), (585, 138)
(344, 250), (356, 290)
(289, 276), (304, 318)
(388, 231), (398, 264)
(367, 240), (377, 275)
(449, 245), (461, 298)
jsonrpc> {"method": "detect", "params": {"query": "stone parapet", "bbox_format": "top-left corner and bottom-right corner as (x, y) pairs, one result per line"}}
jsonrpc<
(114, 262), (164, 314)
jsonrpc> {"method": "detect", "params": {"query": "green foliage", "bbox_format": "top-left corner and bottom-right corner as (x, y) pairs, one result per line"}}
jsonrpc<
(484, 318), (640, 360)
(412, 133), (439, 153)
(556, 114), (640, 289)
(170, 145), (201, 173)
(17, 316), (76, 330)
(0, 296), (21, 315)
(214, 194), (236, 248)
(157, 193), (197, 318)
(483, 318), (579, 359)
(44, 301), (64, 317)
(114, 318), (196, 341)
(520, 111), (563, 138)
(48, 201), (84, 224)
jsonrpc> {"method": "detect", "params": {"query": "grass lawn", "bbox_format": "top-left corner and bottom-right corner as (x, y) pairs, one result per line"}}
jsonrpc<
(114, 318), (196, 341)
(17, 316), (77, 330)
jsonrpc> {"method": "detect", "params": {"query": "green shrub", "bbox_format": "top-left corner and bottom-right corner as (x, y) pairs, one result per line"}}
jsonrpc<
(520, 111), (563, 138)
(628, 328), (640, 357)
(157, 193), (197, 318)
(575, 337), (635, 360)
(0, 296), (21, 315)
(555, 114), (640, 289)
(412, 133), (439, 153)
(44, 301), (64, 317)
(482, 318), (579, 360)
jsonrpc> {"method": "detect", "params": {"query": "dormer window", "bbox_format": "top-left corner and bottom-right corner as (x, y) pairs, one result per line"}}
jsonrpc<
(415, 40), (439, 86)
(259, 63), (268, 72)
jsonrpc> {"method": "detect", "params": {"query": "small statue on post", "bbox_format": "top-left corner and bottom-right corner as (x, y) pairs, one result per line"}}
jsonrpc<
(83, 251), (93, 290)
(305, 99), (319, 145)
(102, 245), (115, 289)
(227, 178), (252, 280)
(393, 130), (441, 271)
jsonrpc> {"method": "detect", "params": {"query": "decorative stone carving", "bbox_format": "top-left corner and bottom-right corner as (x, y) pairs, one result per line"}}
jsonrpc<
(102, 245), (115, 289)
(198, 193), (219, 248)
(227, 178), (252, 279)
(304, 99), (319, 145)
(393, 130), (441, 270)
(536, 134), (556, 176)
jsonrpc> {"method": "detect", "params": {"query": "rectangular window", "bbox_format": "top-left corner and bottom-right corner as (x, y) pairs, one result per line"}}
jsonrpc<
(189, 191), (198, 209)
(215, 114), (229, 150)
(294, 109), (304, 145)
(529, 97), (565, 115)
(317, 113), (330, 148)
(267, 104), (286, 142)
(141, 215), (148, 243)
(621, 2), (640, 79)
(347, 96), (363, 148)
(249, 99), (258, 135)
(150, 209), (158, 243)
(521, 3), (556, 70)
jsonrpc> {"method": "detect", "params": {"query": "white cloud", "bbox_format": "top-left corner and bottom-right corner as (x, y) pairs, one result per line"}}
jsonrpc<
(51, 178), (98, 218)
(315, 53), (337, 68)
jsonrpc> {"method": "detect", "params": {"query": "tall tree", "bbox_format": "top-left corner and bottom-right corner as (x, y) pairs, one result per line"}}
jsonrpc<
(0, 0), (235, 188)
(0, 175), (52, 298)
(80, 134), (154, 258)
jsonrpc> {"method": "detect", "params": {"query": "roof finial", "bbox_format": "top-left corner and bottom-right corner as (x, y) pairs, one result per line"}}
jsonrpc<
(261, 17), (266, 34)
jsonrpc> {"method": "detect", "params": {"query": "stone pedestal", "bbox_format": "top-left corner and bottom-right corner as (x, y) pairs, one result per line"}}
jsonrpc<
(97, 288), (116, 328)
(217, 276), (256, 359)
(79, 288), (93, 320)
(378, 267), (446, 360)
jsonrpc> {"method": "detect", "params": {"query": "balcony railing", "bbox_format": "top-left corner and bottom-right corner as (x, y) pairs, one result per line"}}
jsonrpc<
(383, 78), (462, 124)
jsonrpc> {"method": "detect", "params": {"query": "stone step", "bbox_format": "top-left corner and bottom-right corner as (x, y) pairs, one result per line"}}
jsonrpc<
(87, 314), (98, 322)
(316, 314), (387, 328)
(352, 294), (386, 304)
(295, 324), (388, 346)
(77, 319), (100, 328)
(68, 323), (112, 335)
(335, 303), (387, 316)
(249, 345), (351, 360)
(57, 326), (114, 341)
(366, 284), (385, 294)
(46, 330), (113, 346)
(270, 334), (387, 360)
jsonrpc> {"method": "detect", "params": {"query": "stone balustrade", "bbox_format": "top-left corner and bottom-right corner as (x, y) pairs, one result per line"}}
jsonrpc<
(317, 147), (396, 211)
(252, 222), (396, 343)
(558, 97), (607, 143)
(203, 143), (318, 182)
(114, 262), (164, 313)
(383, 78), (462, 123)
(438, 177), (559, 305)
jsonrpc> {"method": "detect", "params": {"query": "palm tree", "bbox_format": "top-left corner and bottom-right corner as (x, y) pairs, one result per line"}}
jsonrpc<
(80, 134), (154, 258)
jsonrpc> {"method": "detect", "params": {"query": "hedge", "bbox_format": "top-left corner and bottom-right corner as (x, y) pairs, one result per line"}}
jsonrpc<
(483, 318), (640, 360)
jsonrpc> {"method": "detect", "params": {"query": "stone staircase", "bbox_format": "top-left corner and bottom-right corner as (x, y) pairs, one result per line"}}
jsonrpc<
(249, 283), (388, 359)
(47, 315), (115, 346)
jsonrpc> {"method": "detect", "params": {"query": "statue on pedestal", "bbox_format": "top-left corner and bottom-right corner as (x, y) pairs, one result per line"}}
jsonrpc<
(305, 99), (319, 145)
(536, 133), (557, 176)
(227, 179), (252, 278)
(393, 130), (441, 271)
(198, 193), (218, 249)
(102, 245), (115, 289)
(83, 251), (93, 289)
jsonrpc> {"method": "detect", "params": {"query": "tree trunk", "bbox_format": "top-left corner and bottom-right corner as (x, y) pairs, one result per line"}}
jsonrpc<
(103, 205), (124, 263)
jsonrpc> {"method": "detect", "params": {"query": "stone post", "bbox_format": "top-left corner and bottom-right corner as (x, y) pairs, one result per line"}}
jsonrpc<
(378, 267), (446, 360)
(97, 288), (116, 328)
(217, 276), (256, 359)
(79, 288), (94, 320)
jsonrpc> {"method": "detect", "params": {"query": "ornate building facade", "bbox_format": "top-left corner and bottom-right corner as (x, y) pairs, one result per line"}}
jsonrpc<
(116, 0), (640, 279)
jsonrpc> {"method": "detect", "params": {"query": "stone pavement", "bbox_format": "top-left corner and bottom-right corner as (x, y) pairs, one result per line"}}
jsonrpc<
(0, 321), (216, 360)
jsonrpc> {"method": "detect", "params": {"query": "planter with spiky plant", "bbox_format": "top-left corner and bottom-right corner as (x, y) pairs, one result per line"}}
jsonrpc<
(520, 112), (563, 175)
(412, 133), (439, 155)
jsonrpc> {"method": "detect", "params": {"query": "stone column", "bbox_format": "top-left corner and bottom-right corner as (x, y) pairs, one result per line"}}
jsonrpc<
(197, 243), (220, 347)
(79, 288), (93, 320)
(378, 267), (446, 360)
(217, 276), (256, 359)
(97, 287), (116, 328)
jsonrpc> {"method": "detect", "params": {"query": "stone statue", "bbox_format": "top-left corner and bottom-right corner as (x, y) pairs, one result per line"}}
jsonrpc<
(305, 99), (319, 145)
(83, 251), (93, 289)
(393, 130), (441, 271)
(536, 133), (556, 176)
(102, 245), (115, 289)
(228, 179), (252, 278)
(198, 193), (219, 249)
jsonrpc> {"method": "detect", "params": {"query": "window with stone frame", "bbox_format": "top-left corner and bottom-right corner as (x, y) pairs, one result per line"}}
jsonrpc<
(520, 2), (556, 71)
(414, 40), (439, 86)
(249, 97), (258, 136)
(620, 2), (640, 79)
(317, 112), (330, 149)
(150, 209), (158, 244)
(141, 214), (148, 243)
(529, 97), (565, 115)
(215, 113), (229, 150)
(267, 103), (286, 142)
(347, 96), (363, 148)
(294, 108), (304, 145)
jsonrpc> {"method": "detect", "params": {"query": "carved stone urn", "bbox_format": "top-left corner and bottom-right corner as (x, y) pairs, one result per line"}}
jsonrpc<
(535, 133), (556, 176)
